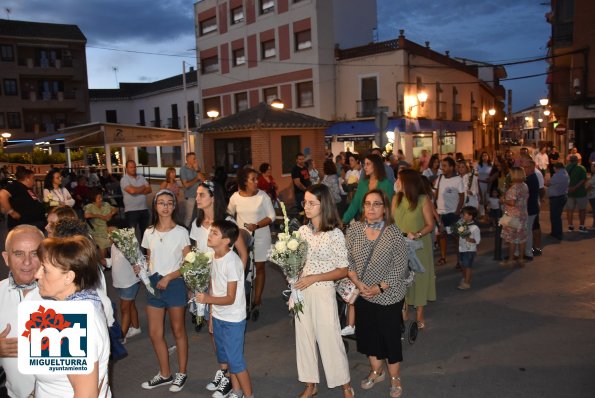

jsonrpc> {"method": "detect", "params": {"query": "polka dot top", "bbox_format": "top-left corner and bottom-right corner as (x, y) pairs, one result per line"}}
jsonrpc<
(298, 225), (348, 288)
(346, 221), (409, 305)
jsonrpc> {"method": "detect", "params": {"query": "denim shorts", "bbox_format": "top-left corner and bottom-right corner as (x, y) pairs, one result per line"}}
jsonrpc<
(213, 317), (247, 373)
(147, 273), (187, 308)
(117, 282), (140, 300)
(459, 251), (476, 269)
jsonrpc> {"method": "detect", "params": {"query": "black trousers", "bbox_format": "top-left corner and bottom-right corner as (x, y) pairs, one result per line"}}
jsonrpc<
(549, 195), (567, 240)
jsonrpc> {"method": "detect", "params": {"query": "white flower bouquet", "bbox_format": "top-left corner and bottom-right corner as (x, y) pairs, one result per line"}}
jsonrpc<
(43, 193), (59, 208)
(180, 249), (213, 323)
(453, 219), (471, 238)
(268, 201), (308, 318)
(109, 227), (155, 295)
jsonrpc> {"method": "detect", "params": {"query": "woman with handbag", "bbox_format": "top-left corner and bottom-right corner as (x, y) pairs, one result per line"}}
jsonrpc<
(346, 189), (409, 398)
(393, 169), (436, 330)
(500, 167), (529, 268)
(293, 184), (354, 398)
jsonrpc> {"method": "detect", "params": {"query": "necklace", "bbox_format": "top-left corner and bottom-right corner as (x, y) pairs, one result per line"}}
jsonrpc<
(155, 223), (175, 242)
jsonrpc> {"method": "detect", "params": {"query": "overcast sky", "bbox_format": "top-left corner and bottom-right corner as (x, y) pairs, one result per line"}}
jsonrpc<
(3, 0), (549, 111)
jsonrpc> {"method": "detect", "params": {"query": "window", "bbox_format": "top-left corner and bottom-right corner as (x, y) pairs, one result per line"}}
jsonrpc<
(187, 101), (196, 128)
(153, 107), (161, 127)
(0, 113), (4, 129)
(203, 97), (221, 118)
(160, 146), (182, 167)
(261, 39), (276, 59)
(260, 0), (274, 14)
(201, 56), (218, 74)
(139, 109), (146, 126)
(231, 6), (244, 24)
(358, 76), (378, 117)
(169, 104), (179, 129)
(215, 138), (252, 174)
(3, 79), (17, 96)
(235, 92), (249, 112)
(233, 48), (246, 66)
(106, 110), (117, 123)
(281, 136), (300, 174)
(7, 112), (21, 129)
(297, 81), (313, 108)
(1, 45), (13, 62)
(138, 147), (158, 166)
(263, 87), (278, 104)
(295, 30), (312, 51)
(200, 16), (217, 36)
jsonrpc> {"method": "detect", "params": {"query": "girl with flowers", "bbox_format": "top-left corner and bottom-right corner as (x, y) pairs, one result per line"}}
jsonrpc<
(189, 181), (248, 397)
(293, 184), (354, 398)
(140, 189), (191, 392)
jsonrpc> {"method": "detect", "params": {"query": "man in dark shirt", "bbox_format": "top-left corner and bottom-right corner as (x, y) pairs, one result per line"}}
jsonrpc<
(291, 153), (311, 212)
(0, 168), (46, 230)
(521, 159), (540, 261)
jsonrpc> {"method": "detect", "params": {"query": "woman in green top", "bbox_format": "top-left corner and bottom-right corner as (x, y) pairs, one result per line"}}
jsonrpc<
(84, 189), (118, 268)
(342, 153), (394, 224)
(392, 169), (436, 329)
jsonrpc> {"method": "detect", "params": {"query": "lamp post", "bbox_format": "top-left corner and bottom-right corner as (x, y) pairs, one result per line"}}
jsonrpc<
(488, 108), (497, 151)
(1, 132), (11, 150)
(270, 98), (284, 109)
(206, 109), (219, 119)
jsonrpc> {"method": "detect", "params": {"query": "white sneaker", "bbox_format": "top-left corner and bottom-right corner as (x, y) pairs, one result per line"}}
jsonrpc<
(168, 345), (177, 355)
(341, 325), (355, 336)
(104, 258), (112, 269)
(126, 326), (142, 339)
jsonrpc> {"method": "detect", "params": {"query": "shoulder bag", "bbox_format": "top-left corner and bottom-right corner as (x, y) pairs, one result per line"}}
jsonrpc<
(336, 225), (385, 303)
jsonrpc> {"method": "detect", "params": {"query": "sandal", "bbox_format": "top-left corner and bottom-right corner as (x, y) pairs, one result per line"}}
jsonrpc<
(417, 321), (425, 330)
(437, 257), (447, 266)
(297, 383), (318, 398)
(389, 376), (403, 398)
(361, 368), (385, 390)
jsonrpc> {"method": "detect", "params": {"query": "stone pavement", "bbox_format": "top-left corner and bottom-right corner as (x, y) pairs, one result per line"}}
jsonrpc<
(1, 209), (595, 397)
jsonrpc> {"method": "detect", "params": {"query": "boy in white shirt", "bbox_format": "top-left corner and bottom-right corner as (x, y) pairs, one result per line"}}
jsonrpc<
(197, 220), (253, 398)
(457, 206), (481, 290)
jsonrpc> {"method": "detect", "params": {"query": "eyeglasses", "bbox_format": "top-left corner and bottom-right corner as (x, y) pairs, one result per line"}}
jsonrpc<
(363, 201), (384, 209)
(156, 201), (175, 207)
(301, 201), (320, 208)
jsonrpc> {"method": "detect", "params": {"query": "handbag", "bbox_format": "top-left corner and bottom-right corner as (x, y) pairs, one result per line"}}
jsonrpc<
(499, 213), (522, 229)
(336, 225), (385, 303)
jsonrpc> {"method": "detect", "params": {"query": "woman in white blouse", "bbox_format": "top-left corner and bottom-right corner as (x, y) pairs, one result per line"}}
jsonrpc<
(293, 184), (354, 398)
(43, 170), (75, 207)
(227, 168), (275, 321)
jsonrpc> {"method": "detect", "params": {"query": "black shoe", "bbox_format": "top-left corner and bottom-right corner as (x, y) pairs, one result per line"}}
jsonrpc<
(251, 307), (260, 321)
(141, 373), (173, 389)
(532, 248), (542, 256)
(212, 375), (232, 398)
(524, 256), (534, 262)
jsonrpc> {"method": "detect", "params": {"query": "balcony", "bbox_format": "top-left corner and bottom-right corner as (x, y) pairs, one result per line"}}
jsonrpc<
(438, 101), (447, 119)
(453, 104), (462, 120)
(150, 120), (162, 128)
(356, 99), (378, 118)
(167, 117), (180, 129)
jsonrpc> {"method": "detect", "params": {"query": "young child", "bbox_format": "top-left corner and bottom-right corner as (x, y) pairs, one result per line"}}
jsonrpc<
(457, 206), (481, 290)
(488, 188), (502, 230)
(197, 220), (253, 398)
(140, 189), (191, 392)
(107, 218), (142, 342)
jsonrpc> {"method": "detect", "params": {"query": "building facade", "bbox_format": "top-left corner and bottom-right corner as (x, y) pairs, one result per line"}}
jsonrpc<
(547, 0), (595, 161)
(0, 19), (89, 144)
(194, 0), (376, 122)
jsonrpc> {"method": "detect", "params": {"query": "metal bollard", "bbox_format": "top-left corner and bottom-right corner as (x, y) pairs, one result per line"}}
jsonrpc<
(494, 224), (502, 261)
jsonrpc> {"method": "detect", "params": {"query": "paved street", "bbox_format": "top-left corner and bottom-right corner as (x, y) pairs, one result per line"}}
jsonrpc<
(2, 209), (595, 397)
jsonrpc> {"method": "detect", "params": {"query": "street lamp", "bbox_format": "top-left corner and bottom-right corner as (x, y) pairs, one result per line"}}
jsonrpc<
(408, 90), (428, 114)
(539, 98), (549, 106)
(270, 98), (284, 109)
(1, 132), (11, 149)
(206, 109), (219, 119)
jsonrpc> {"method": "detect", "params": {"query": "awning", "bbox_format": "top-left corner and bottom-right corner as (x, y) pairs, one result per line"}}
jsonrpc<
(3, 131), (71, 153)
(326, 119), (405, 136)
(325, 118), (473, 138)
(568, 105), (595, 119)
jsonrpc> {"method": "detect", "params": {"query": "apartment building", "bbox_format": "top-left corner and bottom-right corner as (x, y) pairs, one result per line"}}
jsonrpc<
(546, 0), (595, 160)
(332, 32), (506, 159)
(194, 0), (376, 122)
(0, 19), (89, 144)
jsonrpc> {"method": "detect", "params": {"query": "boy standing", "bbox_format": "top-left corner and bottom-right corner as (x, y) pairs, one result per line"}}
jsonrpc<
(197, 220), (253, 398)
(457, 206), (481, 290)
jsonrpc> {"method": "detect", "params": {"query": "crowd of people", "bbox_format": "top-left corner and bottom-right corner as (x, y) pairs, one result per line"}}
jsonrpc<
(0, 142), (594, 398)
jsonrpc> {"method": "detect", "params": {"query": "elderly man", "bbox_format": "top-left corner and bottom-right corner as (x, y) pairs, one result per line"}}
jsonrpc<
(0, 225), (45, 398)
(0, 168), (46, 231)
(120, 160), (152, 241)
(180, 152), (205, 228)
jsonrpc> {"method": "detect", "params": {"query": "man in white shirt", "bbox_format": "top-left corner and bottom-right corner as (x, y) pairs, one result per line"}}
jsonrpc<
(534, 146), (549, 176)
(0, 225), (45, 398)
(120, 160), (152, 242)
(435, 157), (464, 267)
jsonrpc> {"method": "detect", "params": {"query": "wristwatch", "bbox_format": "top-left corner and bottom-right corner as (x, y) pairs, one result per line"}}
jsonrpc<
(415, 231), (422, 239)
(377, 283), (384, 293)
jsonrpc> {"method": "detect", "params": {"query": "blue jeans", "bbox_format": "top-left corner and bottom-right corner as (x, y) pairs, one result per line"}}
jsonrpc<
(549, 195), (567, 239)
(125, 209), (150, 242)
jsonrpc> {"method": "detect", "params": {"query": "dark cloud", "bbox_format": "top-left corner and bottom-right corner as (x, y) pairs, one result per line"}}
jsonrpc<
(5, 0), (194, 44)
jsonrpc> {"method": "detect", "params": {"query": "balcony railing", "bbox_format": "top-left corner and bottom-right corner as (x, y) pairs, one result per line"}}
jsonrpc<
(356, 99), (378, 118)
(20, 91), (76, 101)
(167, 117), (180, 129)
(150, 119), (162, 127)
(453, 104), (462, 120)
